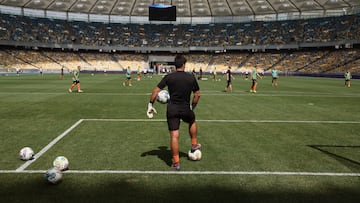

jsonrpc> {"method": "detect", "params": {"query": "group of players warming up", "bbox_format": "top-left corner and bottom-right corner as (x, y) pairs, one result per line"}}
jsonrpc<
(224, 65), (264, 94)
(66, 62), (351, 97)
(65, 56), (352, 171)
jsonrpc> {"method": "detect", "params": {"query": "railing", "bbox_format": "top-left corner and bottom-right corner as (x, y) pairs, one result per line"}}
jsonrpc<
(1, 40), (359, 53)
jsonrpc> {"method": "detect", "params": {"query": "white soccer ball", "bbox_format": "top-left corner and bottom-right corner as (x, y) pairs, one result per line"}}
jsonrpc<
(53, 156), (69, 171)
(188, 149), (202, 161)
(19, 147), (34, 161)
(45, 167), (63, 184)
(156, 90), (170, 104)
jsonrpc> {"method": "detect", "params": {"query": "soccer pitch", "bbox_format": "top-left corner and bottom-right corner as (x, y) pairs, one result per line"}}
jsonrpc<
(0, 73), (360, 202)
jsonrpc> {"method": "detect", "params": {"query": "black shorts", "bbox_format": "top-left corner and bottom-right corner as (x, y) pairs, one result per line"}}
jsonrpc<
(72, 80), (80, 84)
(227, 80), (231, 87)
(166, 103), (195, 131)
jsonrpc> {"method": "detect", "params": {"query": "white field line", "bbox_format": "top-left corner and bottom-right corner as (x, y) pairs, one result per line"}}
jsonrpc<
(0, 92), (359, 97)
(9, 118), (360, 176)
(84, 118), (360, 124)
(1, 170), (360, 176)
(15, 119), (84, 172)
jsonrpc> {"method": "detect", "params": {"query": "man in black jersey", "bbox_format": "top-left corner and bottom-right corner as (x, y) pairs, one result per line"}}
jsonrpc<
(224, 66), (233, 93)
(147, 54), (201, 170)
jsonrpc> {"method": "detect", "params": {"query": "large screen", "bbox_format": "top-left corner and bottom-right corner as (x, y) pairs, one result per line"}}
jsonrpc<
(149, 4), (176, 21)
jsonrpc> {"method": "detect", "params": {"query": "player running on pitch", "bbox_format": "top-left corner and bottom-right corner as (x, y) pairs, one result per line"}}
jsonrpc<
(68, 66), (83, 93)
(250, 66), (262, 93)
(271, 68), (278, 87)
(344, 70), (351, 87)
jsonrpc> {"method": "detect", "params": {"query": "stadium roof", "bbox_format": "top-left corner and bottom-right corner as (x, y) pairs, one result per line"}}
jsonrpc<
(0, 0), (359, 17)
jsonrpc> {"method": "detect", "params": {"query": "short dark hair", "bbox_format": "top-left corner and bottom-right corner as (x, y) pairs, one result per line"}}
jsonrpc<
(174, 54), (187, 68)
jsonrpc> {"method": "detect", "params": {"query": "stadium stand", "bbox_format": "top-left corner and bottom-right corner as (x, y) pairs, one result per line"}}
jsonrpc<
(1, 48), (359, 75)
(1, 14), (360, 47)
(0, 0), (359, 75)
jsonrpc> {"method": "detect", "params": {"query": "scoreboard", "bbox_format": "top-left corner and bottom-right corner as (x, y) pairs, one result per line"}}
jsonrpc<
(149, 4), (176, 21)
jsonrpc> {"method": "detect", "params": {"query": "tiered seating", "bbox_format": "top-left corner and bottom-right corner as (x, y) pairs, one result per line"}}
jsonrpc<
(1, 49), (359, 74)
(1, 13), (360, 47)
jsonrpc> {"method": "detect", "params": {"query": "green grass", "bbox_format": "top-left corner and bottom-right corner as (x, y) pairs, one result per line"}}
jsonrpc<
(1, 73), (360, 202)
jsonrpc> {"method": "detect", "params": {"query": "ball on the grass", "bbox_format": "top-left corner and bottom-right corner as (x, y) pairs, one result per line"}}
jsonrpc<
(19, 147), (34, 161)
(188, 149), (202, 161)
(45, 167), (62, 184)
(53, 156), (69, 171)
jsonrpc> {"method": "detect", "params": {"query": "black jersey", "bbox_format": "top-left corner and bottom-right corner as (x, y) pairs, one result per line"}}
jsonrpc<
(226, 69), (232, 82)
(157, 71), (199, 106)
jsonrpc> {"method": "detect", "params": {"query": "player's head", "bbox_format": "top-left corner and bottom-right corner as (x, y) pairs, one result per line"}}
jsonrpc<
(175, 55), (187, 69)
(77, 66), (81, 70)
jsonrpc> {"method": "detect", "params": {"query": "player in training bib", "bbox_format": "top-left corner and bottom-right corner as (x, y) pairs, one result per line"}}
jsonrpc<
(68, 66), (83, 93)
(344, 71), (351, 87)
(250, 66), (261, 93)
(271, 68), (278, 87)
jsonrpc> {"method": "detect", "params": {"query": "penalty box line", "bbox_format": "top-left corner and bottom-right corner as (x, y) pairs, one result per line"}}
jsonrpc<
(2, 170), (360, 177)
(14, 118), (360, 172)
(15, 119), (84, 172)
(84, 119), (360, 124)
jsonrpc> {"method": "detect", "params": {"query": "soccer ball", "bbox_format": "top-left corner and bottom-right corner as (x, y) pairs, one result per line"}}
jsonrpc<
(53, 156), (69, 171)
(188, 149), (202, 161)
(19, 147), (34, 161)
(156, 90), (170, 104)
(45, 167), (63, 184)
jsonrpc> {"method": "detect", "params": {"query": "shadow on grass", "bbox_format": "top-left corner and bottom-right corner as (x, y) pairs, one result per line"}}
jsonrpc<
(308, 145), (360, 172)
(1, 173), (360, 203)
(140, 146), (188, 166)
